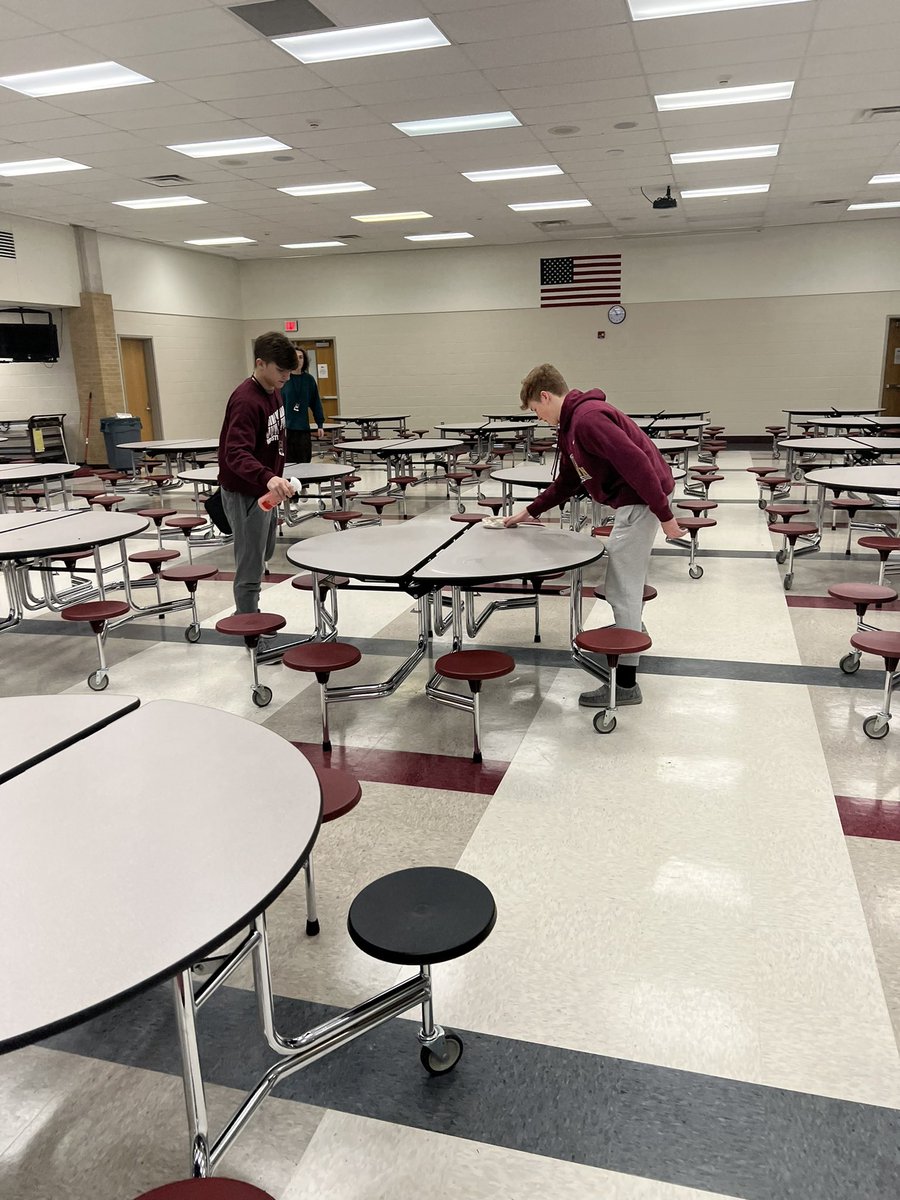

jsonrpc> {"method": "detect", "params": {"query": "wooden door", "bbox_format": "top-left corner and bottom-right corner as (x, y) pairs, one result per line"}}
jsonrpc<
(119, 338), (156, 439)
(292, 338), (339, 420)
(881, 318), (900, 418)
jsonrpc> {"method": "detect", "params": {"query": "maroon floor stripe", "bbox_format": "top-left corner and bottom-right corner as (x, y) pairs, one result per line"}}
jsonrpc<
(787, 595), (900, 612)
(292, 741), (507, 795)
(208, 569), (292, 584)
(836, 795), (900, 841)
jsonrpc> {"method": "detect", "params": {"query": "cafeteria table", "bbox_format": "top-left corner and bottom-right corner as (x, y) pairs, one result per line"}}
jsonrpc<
(0, 692), (139, 784)
(334, 437), (464, 485)
(792, 415), (899, 435)
(778, 436), (900, 480)
(490, 460), (688, 518)
(436, 419), (547, 460)
(632, 416), (709, 436)
(782, 406), (884, 436)
(119, 437), (220, 478)
(333, 413), (410, 436)
(0, 460), (79, 512)
(177, 461), (358, 528)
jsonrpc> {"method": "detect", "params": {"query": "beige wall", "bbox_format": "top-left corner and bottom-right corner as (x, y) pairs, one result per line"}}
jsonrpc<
(240, 221), (900, 434)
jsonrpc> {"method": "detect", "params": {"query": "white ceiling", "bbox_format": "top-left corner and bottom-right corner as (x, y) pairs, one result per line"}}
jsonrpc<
(0, 0), (898, 259)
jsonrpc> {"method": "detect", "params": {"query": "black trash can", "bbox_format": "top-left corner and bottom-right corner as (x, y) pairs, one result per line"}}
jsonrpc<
(100, 415), (142, 470)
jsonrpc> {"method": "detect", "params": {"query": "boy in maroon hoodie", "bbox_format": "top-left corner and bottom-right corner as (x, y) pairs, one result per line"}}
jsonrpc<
(218, 331), (297, 613)
(504, 363), (685, 707)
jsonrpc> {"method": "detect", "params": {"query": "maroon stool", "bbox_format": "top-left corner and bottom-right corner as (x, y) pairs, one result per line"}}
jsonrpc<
(322, 509), (362, 531)
(89, 493), (124, 511)
(52, 547), (95, 578)
(858, 536), (900, 586)
(411, 428), (429, 438)
(134, 1181), (275, 1200)
(446, 471), (473, 513)
(677, 499), (718, 517)
(768, 521), (818, 590)
(477, 498), (504, 515)
(128, 547), (181, 612)
(593, 583), (657, 604)
(691, 464), (719, 476)
(757, 475), (791, 509)
(282, 641), (362, 750)
(215, 612), (287, 707)
(848, 630), (900, 740)
(699, 440), (726, 465)
(389, 475), (418, 518)
(136, 506), (178, 548)
(291, 572), (350, 635)
(591, 524), (613, 538)
(688, 473), (722, 499)
(161, 563), (218, 642)
(765, 425), (786, 458)
(450, 512), (485, 524)
(765, 503), (809, 522)
(490, 447), (513, 463)
(61, 599), (130, 691)
(303, 763), (363, 936)
(827, 581), (898, 673)
(572, 627), (652, 734)
(428, 650), (515, 762)
(829, 497), (876, 555)
(165, 515), (207, 563)
(291, 573), (350, 600)
(361, 496), (397, 523)
(676, 516), (717, 579)
(747, 466), (779, 478)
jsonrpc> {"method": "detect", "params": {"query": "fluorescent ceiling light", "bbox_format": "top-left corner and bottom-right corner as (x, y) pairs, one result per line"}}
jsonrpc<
(629, 0), (810, 19)
(463, 165), (563, 182)
(655, 82), (794, 111)
(280, 241), (347, 248)
(185, 237), (256, 245)
(405, 232), (474, 241)
(169, 137), (289, 158)
(848, 201), (900, 210)
(0, 157), (89, 176)
(351, 211), (432, 222)
(274, 19), (449, 64)
(671, 144), (779, 164)
(0, 61), (152, 97)
(114, 196), (206, 209)
(508, 199), (592, 211)
(681, 184), (770, 197)
(394, 111), (520, 137)
(868, 174), (900, 185)
(278, 182), (374, 196)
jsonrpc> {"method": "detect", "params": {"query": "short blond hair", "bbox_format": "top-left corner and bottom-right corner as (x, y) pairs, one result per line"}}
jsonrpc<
(519, 363), (568, 408)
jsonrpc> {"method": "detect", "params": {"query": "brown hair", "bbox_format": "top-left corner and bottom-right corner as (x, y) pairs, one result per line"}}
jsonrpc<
(253, 331), (298, 371)
(519, 363), (568, 408)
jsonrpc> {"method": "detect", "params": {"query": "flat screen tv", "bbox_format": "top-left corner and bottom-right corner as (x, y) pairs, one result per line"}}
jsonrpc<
(0, 311), (59, 363)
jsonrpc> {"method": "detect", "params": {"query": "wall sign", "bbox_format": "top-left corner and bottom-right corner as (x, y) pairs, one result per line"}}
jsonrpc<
(283, 319), (298, 334)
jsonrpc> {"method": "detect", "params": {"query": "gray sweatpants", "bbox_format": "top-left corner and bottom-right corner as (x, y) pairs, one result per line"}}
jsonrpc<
(221, 487), (277, 614)
(603, 495), (670, 667)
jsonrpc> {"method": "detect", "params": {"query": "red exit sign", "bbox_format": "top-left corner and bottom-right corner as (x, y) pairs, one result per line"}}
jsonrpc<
(283, 319), (299, 334)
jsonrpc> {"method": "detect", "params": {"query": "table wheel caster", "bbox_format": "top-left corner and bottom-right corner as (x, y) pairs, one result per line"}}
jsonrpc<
(457, 502), (466, 514)
(839, 651), (861, 674)
(593, 710), (617, 734)
(775, 548), (787, 564)
(863, 714), (890, 740)
(758, 498), (768, 510)
(252, 684), (273, 708)
(793, 468), (804, 481)
(420, 1031), (463, 1075)
(88, 669), (109, 691)
(689, 564), (704, 580)
(783, 573), (793, 591)
(184, 623), (201, 643)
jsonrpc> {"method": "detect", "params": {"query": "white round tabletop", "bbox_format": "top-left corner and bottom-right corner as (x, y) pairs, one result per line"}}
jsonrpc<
(336, 438), (463, 454)
(651, 438), (698, 453)
(804, 465), (900, 495)
(287, 518), (463, 583)
(627, 410), (709, 419)
(0, 699), (321, 1051)
(797, 416), (898, 431)
(0, 462), (78, 484)
(0, 693), (139, 784)
(632, 417), (709, 432)
(178, 462), (356, 486)
(783, 407), (883, 417)
(415, 523), (605, 586)
(0, 510), (149, 558)
(118, 438), (219, 453)
(778, 437), (900, 453)
(483, 412), (538, 421)
(333, 414), (410, 424)
(490, 462), (686, 487)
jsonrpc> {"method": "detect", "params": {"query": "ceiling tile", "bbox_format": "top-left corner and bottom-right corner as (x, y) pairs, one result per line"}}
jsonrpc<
(66, 8), (257, 58)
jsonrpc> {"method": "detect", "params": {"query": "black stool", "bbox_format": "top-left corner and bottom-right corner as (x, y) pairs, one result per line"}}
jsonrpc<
(348, 866), (496, 1074)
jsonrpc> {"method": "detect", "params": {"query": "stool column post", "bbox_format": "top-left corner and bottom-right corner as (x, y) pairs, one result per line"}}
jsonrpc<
(419, 962), (435, 1041)
(471, 680), (483, 763)
(93, 623), (109, 673)
(172, 969), (211, 1178)
(303, 857), (319, 936)
(451, 586), (464, 651)
(316, 670), (331, 750)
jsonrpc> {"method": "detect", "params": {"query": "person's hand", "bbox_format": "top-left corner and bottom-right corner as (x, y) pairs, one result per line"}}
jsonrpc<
(503, 508), (537, 528)
(267, 475), (295, 501)
(661, 517), (687, 540)
(315, 428), (324, 440)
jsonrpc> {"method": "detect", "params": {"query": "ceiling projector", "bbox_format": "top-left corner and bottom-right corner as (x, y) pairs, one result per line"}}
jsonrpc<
(652, 186), (678, 210)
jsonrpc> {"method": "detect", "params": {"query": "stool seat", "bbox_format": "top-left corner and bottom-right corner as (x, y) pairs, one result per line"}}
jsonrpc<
(758, 476), (791, 487)
(768, 522), (818, 539)
(574, 626), (652, 657)
(136, 507), (178, 522)
(594, 583), (657, 603)
(765, 504), (809, 518)
(434, 649), (515, 682)
(165, 516), (206, 530)
(53, 549), (95, 564)
(347, 866), (497, 966)
(858, 536), (900, 555)
(467, 462), (493, 475)
(828, 583), (897, 606)
(89, 494), (124, 509)
(61, 600), (130, 623)
(703, 441), (727, 451)
(389, 476), (418, 486)
(677, 517), (717, 531)
(690, 464), (719, 475)
(291, 573), (350, 590)
(161, 564), (218, 583)
(690, 473), (723, 484)
(446, 472), (473, 483)
(450, 513), (485, 523)
(324, 510), (362, 526)
(677, 500), (718, 513)
(591, 525), (613, 537)
(831, 498), (875, 510)
(477, 498), (504, 512)
(747, 467), (778, 476)
(283, 641), (361, 673)
(128, 549), (181, 565)
(135, 1180), (276, 1199)
(216, 612), (286, 638)
(850, 630), (900, 661)
(314, 764), (362, 822)
(361, 497), (397, 511)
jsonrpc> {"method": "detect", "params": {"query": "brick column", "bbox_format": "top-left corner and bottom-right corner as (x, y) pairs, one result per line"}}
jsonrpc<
(69, 290), (124, 465)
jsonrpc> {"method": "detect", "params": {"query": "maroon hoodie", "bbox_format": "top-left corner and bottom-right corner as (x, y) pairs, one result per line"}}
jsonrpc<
(526, 389), (675, 522)
(218, 376), (285, 496)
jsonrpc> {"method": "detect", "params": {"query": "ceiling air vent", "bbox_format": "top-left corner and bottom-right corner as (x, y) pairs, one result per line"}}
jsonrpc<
(533, 220), (614, 237)
(0, 231), (15, 260)
(856, 107), (900, 123)
(230, 0), (335, 37)
(140, 174), (194, 187)
(811, 198), (849, 207)
(333, 233), (362, 240)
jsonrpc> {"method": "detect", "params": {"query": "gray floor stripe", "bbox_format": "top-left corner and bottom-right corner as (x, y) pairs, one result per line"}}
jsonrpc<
(42, 982), (900, 1200)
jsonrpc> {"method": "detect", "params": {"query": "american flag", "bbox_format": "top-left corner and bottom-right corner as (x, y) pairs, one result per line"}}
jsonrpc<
(540, 254), (622, 308)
